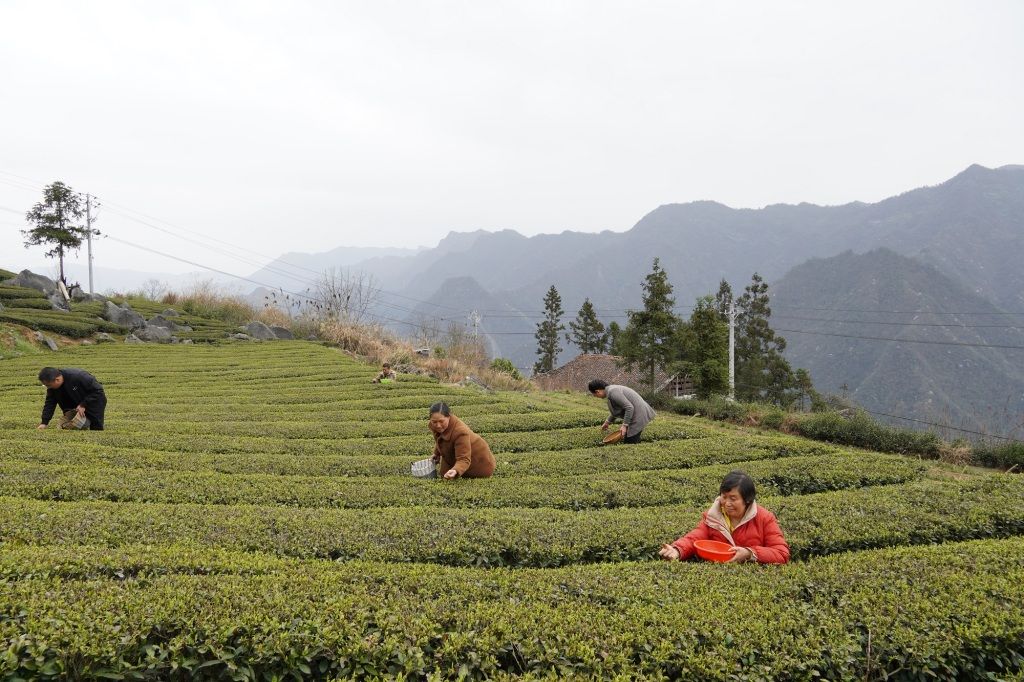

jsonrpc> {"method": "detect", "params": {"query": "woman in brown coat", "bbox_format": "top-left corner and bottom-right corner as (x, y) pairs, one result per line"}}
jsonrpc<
(428, 402), (495, 480)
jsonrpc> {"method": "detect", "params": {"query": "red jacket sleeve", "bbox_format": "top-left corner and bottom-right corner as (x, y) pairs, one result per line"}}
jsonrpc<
(749, 511), (790, 564)
(671, 517), (713, 561)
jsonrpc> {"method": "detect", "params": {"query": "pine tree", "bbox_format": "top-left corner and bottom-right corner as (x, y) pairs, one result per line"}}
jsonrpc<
(22, 181), (92, 286)
(533, 285), (565, 374)
(674, 295), (728, 398)
(567, 298), (607, 354)
(607, 321), (623, 355)
(714, 279), (733, 320)
(734, 273), (798, 404)
(619, 258), (680, 389)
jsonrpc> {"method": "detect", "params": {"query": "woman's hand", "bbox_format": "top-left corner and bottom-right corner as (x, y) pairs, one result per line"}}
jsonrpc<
(600, 420), (610, 432)
(619, 424), (627, 437)
(76, 405), (87, 418)
(443, 469), (459, 480)
(658, 544), (680, 561)
(431, 453), (440, 464)
(727, 547), (753, 564)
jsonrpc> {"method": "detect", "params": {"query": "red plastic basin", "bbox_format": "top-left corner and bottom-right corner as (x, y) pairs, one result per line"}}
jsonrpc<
(694, 539), (737, 562)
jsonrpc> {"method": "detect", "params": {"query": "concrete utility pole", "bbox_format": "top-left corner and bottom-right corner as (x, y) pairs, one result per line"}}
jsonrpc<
(85, 194), (95, 294)
(728, 299), (736, 401)
(468, 310), (481, 337)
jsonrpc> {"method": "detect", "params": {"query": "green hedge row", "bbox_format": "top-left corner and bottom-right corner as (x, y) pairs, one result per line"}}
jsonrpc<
(972, 440), (1024, 470)
(0, 477), (1018, 568)
(17, 421), (713, 458)
(0, 538), (1021, 679)
(0, 285), (46, 300)
(0, 433), (838, 479)
(0, 453), (924, 510)
(2, 298), (53, 310)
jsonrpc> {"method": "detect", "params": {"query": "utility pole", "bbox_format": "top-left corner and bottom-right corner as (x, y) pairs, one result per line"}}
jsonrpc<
(727, 299), (736, 401)
(468, 310), (481, 338)
(85, 194), (95, 294)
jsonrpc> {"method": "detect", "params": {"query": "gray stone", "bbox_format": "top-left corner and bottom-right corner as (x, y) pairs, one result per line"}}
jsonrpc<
(33, 331), (58, 351)
(4, 270), (56, 294)
(270, 325), (294, 340)
(148, 315), (193, 333)
(102, 301), (146, 329)
(162, 308), (180, 317)
(94, 332), (115, 343)
(230, 333), (252, 341)
(182, 339), (194, 345)
(135, 324), (173, 343)
(48, 294), (70, 312)
(124, 334), (144, 344)
(70, 287), (107, 303)
(243, 321), (277, 340)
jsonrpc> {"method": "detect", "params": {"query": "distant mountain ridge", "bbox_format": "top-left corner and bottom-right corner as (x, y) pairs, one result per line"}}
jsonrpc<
(252, 164), (1024, 433)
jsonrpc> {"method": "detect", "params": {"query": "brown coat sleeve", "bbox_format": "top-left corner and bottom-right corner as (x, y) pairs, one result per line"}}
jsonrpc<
(451, 430), (473, 475)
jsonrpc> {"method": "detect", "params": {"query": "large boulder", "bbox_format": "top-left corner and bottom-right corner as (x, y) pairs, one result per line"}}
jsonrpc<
(230, 333), (253, 341)
(135, 324), (173, 343)
(243, 321), (277, 340)
(124, 334), (143, 344)
(270, 325), (294, 340)
(102, 301), (146, 329)
(4, 270), (56, 294)
(94, 332), (115, 344)
(162, 308), (180, 317)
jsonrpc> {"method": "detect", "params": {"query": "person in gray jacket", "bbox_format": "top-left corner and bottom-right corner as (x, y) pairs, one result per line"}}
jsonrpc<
(587, 379), (655, 444)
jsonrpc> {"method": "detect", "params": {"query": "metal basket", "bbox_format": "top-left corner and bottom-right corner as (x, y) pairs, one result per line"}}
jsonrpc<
(58, 409), (90, 431)
(411, 457), (438, 479)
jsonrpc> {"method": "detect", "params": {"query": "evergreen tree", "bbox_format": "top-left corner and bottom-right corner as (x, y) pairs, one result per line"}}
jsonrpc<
(714, 278), (733, 320)
(619, 258), (680, 389)
(567, 298), (607, 354)
(607, 321), (623, 355)
(533, 285), (565, 374)
(22, 181), (93, 285)
(674, 295), (728, 398)
(734, 273), (798, 404)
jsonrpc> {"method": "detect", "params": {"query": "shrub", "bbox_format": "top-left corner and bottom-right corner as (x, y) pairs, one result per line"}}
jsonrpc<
(972, 440), (1024, 471)
(794, 410), (942, 457)
(489, 357), (522, 380)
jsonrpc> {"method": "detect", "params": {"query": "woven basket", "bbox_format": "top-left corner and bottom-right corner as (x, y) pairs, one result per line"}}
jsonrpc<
(602, 430), (624, 445)
(58, 409), (90, 431)
(411, 457), (438, 479)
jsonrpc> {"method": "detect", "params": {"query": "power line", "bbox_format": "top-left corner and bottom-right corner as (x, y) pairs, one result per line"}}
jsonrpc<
(773, 314), (1024, 330)
(774, 327), (1024, 351)
(859, 408), (1019, 442)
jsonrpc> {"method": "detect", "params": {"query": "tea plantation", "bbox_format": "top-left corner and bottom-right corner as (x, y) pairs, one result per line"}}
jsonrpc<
(0, 342), (1021, 680)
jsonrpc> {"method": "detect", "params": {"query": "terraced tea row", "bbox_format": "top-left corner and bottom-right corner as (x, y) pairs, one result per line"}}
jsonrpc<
(0, 452), (923, 509)
(0, 538), (1020, 679)
(1, 477), (1020, 567)
(0, 433), (840, 478)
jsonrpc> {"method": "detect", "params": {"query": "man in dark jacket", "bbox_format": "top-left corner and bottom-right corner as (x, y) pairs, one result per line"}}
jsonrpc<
(37, 367), (108, 431)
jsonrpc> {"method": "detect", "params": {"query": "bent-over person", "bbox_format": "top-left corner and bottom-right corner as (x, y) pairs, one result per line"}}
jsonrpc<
(372, 362), (397, 383)
(37, 367), (108, 431)
(587, 379), (655, 444)
(428, 401), (495, 480)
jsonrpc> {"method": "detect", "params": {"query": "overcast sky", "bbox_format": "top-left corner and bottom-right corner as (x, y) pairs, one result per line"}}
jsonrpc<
(1, 0), (1022, 281)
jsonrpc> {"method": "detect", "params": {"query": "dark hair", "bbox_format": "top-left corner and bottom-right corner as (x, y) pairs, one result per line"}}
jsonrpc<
(720, 470), (756, 505)
(429, 401), (451, 417)
(587, 379), (608, 394)
(38, 367), (61, 383)
(382, 362), (391, 368)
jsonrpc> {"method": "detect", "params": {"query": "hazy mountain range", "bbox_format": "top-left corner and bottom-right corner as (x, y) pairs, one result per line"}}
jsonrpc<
(253, 163), (1024, 435)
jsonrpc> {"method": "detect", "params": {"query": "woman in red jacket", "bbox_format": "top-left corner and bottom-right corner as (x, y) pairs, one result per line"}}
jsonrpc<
(658, 470), (790, 564)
